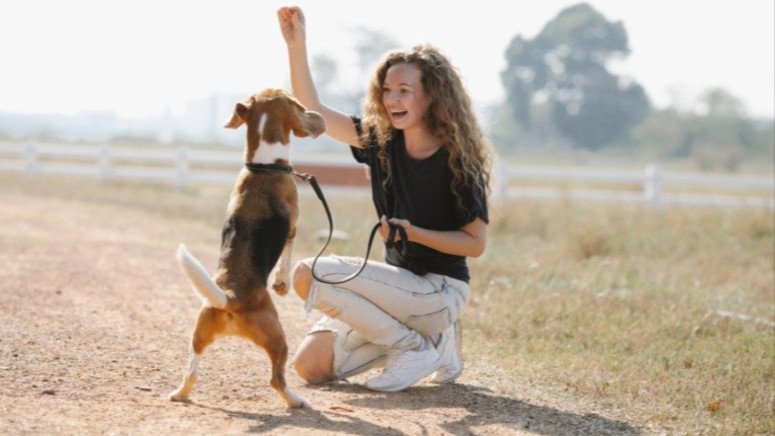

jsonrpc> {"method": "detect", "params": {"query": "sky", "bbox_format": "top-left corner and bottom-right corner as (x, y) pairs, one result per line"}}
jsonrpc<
(0, 0), (773, 119)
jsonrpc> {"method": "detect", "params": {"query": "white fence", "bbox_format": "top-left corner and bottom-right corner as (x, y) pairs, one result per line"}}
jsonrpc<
(503, 164), (774, 209)
(0, 141), (772, 209)
(0, 142), (243, 187)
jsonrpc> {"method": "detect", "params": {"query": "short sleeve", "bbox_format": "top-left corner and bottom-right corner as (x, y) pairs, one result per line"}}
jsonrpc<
(350, 145), (370, 164)
(454, 175), (489, 226)
(349, 116), (377, 165)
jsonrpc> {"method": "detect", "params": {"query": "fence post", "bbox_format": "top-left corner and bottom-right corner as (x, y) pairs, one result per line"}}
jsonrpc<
(175, 145), (189, 189)
(24, 141), (38, 177)
(644, 164), (662, 207)
(99, 144), (112, 181)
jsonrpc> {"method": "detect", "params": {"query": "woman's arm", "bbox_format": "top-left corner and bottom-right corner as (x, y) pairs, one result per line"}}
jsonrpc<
(381, 216), (488, 258)
(277, 7), (363, 147)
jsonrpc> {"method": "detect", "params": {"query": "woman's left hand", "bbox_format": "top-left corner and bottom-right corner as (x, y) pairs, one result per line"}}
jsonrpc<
(379, 216), (487, 257)
(379, 215), (413, 242)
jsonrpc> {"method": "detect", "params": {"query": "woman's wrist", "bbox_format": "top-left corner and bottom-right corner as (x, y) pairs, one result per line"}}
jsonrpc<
(286, 40), (308, 56)
(405, 223), (418, 242)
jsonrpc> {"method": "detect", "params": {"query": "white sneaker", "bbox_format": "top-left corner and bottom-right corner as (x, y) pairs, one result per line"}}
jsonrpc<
(430, 320), (463, 384)
(365, 346), (442, 392)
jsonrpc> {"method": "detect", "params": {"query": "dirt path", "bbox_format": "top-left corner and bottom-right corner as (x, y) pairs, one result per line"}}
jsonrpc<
(0, 189), (647, 435)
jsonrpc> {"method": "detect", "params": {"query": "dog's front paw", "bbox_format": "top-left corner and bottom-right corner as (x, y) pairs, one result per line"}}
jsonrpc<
(272, 280), (289, 296)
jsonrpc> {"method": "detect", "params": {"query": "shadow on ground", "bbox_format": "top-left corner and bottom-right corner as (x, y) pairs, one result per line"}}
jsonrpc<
(194, 382), (638, 435)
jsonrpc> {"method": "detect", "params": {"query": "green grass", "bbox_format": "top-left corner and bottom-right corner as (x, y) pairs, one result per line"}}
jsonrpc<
(470, 201), (774, 434)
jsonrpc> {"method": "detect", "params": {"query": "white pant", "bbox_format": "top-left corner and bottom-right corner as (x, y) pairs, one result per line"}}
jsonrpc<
(300, 255), (469, 379)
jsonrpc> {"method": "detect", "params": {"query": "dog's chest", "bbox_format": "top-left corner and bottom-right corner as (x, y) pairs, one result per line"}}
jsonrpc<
(227, 172), (294, 216)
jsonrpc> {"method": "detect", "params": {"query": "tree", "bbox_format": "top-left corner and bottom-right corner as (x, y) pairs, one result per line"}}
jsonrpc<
(501, 3), (651, 149)
(698, 87), (746, 118)
(631, 87), (773, 171)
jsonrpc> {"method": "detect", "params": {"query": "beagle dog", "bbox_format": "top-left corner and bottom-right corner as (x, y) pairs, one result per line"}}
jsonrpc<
(169, 88), (325, 408)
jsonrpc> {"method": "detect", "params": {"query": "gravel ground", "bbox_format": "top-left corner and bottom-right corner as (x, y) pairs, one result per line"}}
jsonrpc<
(0, 187), (645, 435)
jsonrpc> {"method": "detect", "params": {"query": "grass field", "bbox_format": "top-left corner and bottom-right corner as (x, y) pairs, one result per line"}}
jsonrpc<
(470, 200), (774, 434)
(3, 174), (773, 434)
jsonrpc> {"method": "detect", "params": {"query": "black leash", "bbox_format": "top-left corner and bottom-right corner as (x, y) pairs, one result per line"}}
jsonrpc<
(293, 171), (406, 285)
(245, 162), (406, 285)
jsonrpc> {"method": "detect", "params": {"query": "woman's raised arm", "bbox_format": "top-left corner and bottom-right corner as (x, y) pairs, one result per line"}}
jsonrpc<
(277, 6), (363, 147)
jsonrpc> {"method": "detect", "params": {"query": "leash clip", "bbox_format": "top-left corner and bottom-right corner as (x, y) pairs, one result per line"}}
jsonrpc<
(295, 172), (324, 201)
(294, 172), (314, 183)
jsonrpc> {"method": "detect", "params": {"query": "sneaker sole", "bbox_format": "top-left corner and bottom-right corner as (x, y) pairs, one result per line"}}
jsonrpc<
(365, 355), (443, 392)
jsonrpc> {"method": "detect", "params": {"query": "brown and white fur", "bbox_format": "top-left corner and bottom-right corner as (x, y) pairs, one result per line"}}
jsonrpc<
(169, 88), (325, 408)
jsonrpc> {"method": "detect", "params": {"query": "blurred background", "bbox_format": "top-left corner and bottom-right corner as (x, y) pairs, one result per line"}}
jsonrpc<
(1, 0), (772, 173)
(1, 3), (773, 433)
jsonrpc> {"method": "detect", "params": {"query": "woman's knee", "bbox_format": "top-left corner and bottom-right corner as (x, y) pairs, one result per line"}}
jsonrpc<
(291, 261), (312, 300)
(293, 332), (335, 384)
(293, 358), (334, 385)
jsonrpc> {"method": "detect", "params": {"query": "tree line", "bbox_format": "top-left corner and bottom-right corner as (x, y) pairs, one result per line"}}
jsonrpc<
(312, 2), (773, 170)
(2, 2), (771, 171)
(493, 2), (773, 170)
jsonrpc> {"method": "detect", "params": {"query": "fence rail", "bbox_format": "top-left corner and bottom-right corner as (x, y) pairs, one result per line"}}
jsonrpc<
(1, 141), (772, 209)
(502, 164), (774, 208)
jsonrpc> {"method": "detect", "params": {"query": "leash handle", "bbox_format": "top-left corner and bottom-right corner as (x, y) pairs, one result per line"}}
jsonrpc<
(385, 222), (407, 252)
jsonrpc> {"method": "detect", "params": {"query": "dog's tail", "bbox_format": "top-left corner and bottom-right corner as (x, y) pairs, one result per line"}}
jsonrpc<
(176, 243), (228, 309)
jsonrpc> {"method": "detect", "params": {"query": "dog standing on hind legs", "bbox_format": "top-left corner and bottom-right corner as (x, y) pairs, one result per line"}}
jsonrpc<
(169, 88), (325, 408)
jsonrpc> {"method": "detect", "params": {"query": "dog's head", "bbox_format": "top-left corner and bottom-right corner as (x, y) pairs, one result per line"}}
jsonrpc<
(224, 88), (326, 163)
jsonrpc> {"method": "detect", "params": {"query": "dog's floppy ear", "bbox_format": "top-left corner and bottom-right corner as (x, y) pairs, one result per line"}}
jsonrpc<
(287, 99), (326, 138)
(294, 111), (326, 138)
(224, 102), (250, 129)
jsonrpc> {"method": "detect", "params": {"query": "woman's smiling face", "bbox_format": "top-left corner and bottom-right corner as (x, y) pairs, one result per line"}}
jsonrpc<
(381, 63), (432, 131)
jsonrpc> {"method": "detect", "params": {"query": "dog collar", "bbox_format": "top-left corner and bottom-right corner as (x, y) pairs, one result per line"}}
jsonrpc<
(245, 162), (293, 174)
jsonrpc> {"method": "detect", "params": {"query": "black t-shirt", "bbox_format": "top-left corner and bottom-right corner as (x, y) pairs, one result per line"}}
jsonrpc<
(350, 117), (488, 283)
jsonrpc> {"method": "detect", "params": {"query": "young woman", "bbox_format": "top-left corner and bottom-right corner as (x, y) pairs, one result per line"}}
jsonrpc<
(278, 6), (492, 392)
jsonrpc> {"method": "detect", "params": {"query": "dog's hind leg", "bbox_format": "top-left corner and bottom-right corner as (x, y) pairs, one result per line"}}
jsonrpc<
(169, 308), (222, 402)
(168, 342), (201, 402)
(245, 310), (309, 408)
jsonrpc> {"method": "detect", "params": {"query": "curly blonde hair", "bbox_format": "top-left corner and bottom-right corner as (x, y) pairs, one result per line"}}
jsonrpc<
(360, 44), (493, 213)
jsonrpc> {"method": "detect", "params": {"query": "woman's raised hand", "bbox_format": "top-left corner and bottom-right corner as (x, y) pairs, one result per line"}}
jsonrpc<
(277, 6), (306, 46)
